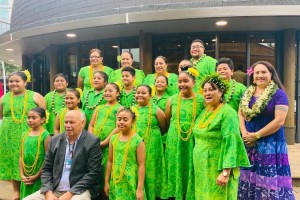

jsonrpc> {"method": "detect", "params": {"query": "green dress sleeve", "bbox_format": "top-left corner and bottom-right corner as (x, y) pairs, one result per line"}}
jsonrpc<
(217, 105), (250, 170)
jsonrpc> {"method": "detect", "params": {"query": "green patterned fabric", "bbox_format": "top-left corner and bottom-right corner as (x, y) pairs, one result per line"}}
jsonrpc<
(225, 79), (246, 111)
(119, 89), (136, 108)
(165, 93), (204, 199)
(109, 68), (145, 87)
(191, 55), (217, 92)
(109, 134), (146, 200)
(20, 130), (50, 199)
(45, 91), (66, 134)
(82, 89), (106, 128)
(0, 90), (37, 180)
(57, 108), (85, 133)
(143, 73), (178, 96)
(151, 92), (170, 113)
(78, 65), (114, 92)
(133, 103), (167, 199)
(192, 104), (250, 200)
(92, 103), (121, 187)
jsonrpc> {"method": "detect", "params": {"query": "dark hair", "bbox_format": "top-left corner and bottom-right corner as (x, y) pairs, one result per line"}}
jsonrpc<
(250, 61), (284, 89)
(137, 84), (152, 95)
(237, 65), (244, 71)
(29, 107), (46, 118)
(67, 88), (81, 99)
(117, 108), (136, 121)
(121, 51), (133, 59)
(203, 82), (226, 102)
(89, 48), (103, 57)
(179, 59), (193, 71)
(54, 73), (69, 83)
(9, 71), (27, 82)
(106, 83), (120, 94)
(155, 74), (169, 85)
(155, 56), (168, 64)
(216, 57), (234, 71)
(191, 39), (205, 48)
(180, 68), (197, 81)
(122, 66), (136, 76)
(94, 71), (108, 83)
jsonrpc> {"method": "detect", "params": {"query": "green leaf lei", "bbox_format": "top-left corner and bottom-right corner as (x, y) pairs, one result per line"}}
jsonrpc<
(240, 81), (278, 121)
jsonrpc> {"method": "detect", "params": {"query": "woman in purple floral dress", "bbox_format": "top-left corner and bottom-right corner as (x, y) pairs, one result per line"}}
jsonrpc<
(238, 61), (295, 199)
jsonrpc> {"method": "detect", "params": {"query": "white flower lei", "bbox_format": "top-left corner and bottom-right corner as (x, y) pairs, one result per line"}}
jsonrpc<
(240, 81), (278, 121)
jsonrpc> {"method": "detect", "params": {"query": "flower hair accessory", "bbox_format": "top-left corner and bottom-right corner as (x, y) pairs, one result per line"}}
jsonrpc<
(246, 66), (254, 76)
(75, 88), (83, 99)
(117, 55), (122, 63)
(45, 111), (50, 124)
(23, 70), (31, 82)
(115, 81), (122, 92)
(187, 67), (199, 78)
(201, 73), (229, 94)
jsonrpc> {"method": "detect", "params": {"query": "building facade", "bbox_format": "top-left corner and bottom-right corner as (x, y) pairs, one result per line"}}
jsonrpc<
(0, 0), (299, 142)
(0, 0), (13, 34)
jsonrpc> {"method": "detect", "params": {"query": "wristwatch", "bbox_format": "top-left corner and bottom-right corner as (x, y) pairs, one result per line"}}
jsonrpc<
(222, 171), (228, 177)
(255, 132), (261, 139)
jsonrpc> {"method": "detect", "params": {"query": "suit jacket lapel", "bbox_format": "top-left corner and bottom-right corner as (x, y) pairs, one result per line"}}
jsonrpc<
(70, 131), (86, 171)
(56, 134), (67, 184)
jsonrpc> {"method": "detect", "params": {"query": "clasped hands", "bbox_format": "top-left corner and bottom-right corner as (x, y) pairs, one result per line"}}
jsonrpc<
(242, 132), (257, 147)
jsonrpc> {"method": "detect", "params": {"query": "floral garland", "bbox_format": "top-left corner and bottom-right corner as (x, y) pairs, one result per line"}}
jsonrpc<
(191, 54), (206, 67)
(132, 104), (152, 143)
(240, 81), (278, 121)
(225, 80), (236, 104)
(10, 90), (28, 124)
(51, 90), (66, 115)
(85, 90), (104, 110)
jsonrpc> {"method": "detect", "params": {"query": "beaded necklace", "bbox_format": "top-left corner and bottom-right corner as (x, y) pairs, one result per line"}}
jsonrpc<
(225, 80), (236, 104)
(121, 86), (136, 107)
(85, 90), (104, 110)
(176, 92), (197, 141)
(112, 132), (134, 184)
(51, 90), (66, 115)
(198, 103), (223, 128)
(21, 128), (44, 176)
(89, 65), (104, 88)
(93, 103), (118, 136)
(10, 90), (28, 124)
(136, 104), (152, 143)
(191, 54), (206, 67)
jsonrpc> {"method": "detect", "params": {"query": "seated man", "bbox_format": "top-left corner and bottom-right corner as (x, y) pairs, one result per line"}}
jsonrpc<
(24, 110), (102, 200)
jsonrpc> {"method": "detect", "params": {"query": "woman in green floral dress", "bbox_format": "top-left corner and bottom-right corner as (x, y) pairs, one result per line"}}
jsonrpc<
(82, 71), (108, 128)
(216, 57), (246, 111)
(54, 89), (84, 134)
(109, 51), (145, 87)
(143, 56), (178, 96)
(165, 68), (204, 200)
(45, 73), (68, 134)
(192, 74), (249, 200)
(132, 84), (167, 200)
(0, 71), (46, 200)
(77, 48), (114, 92)
(20, 108), (50, 199)
(88, 83), (123, 194)
(151, 74), (170, 113)
(105, 109), (146, 200)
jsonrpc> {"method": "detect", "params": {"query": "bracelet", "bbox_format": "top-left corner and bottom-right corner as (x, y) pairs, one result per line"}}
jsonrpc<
(255, 132), (261, 140)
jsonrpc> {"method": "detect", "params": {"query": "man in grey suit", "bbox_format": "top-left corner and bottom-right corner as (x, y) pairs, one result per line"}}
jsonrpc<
(24, 110), (102, 200)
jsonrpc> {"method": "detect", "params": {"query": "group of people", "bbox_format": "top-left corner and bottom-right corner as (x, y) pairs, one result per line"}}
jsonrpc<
(0, 38), (295, 200)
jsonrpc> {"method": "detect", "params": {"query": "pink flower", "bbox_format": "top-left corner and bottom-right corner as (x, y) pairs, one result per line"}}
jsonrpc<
(246, 67), (254, 76)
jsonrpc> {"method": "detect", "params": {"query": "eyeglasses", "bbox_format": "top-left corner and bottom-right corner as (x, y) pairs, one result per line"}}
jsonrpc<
(90, 56), (100, 59)
(191, 45), (204, 49)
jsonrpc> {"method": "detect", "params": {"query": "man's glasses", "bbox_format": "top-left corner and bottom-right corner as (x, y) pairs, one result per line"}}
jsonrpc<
(191, 45), (204, 50)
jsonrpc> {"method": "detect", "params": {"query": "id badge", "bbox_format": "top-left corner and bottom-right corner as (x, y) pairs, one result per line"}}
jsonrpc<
(65, 157), (72, 170)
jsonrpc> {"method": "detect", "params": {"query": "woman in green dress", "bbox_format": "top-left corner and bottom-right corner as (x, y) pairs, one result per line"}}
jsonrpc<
(88, 83), (123, 195)
(77, 48), (114, 92)
(44, 73), (68, 134)
(0, 71), (46, 200)
(143, 56), (178, 96)
(54, 88), (84, 134)
(119, 67), (137, 108)
(104, 109), (146, 200)
(82, 71), (107, 128)
(192, 74), (250, 200)
(178, 59), (201, 93)
(132, 84), (167, 200)
(165, 68), (205, 200)
(20, 108), (50, 199)
(109, 51), (145, 87)
(152, 74), (170, 113)
(216, 57), (246, 111)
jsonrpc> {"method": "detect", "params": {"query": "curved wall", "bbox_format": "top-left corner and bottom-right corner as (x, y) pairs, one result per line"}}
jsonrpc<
(11, 0), (299, 31)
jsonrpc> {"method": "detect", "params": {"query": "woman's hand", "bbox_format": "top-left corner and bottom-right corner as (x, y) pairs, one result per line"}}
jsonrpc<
(216, 173), (229, 187)
(104, 182), (110, 197)
(242, 132), (257, 145)
(136, 188), (144, 200)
